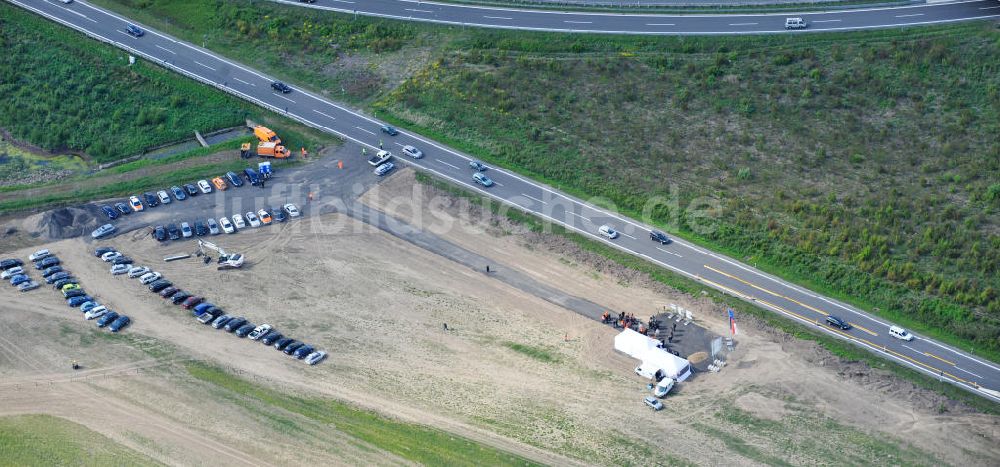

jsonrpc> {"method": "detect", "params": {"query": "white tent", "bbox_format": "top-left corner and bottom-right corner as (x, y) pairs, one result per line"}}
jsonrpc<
(614, 329), (692, 382)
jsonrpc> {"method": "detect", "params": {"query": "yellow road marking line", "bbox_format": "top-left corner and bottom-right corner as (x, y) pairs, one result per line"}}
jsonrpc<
(924, 352), (956, 366)
(848, 322), (879, 337)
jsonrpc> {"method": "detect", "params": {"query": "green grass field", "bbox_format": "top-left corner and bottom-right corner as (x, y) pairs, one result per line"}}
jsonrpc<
(0, 414), (160, 466)
(82, 0), (1000, 363)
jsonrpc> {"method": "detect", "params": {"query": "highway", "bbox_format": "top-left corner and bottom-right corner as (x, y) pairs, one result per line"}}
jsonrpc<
(11, 0), (1000, 403)
(267, 0), (1000, 34)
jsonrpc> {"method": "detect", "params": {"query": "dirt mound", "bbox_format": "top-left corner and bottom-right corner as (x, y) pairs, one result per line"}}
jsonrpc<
(35, 206), (98, 240)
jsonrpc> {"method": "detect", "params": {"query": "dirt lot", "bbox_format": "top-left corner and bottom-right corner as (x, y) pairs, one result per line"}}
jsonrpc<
(0, 169), (997, 465)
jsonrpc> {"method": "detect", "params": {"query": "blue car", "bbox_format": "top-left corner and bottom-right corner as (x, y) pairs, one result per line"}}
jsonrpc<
(10, 274), (29, 286)
(96, 311), (120, 328)
(80, 301), (99, 312)
(101, 205), (119, 220)
(170, 186), (187, 201)
(67, 295), (93, 307)
(192, 303), (215, 316)
(108, 315), (131, 332)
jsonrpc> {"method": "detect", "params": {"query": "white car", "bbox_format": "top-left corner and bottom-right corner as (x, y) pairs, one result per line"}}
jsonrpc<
(304, 350), (327, 365)
(889, 325), (914, 341)
(59, 0), (73, 4)
(401, 145), (423, 159)
(374, 161), (395, 176)
(110, 264), (130, 275)
(28, 249), (50, 262)
(197, 179), (213, 194)
(207, 218), (220, 235)
(248, 324), (272, 341)
(139, 272), (161, 285)
(101, 251), (122, 262)
(367, 150), (392, 166)
(245, 211), (261, 227)
(180, 222), (193, 238)
(598, 225), (619, 239)
(85, 306), (108, 320)
(283, 203), (300, 218)
(219, 217), (235, 234)
(127, 266), (149, 278)
(231, 214), (246, 230)
(157, 190), (172, 204)
(1, 267), (24, 280)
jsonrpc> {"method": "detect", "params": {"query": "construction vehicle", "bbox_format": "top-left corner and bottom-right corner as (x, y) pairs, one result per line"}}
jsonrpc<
(257, 141), (291, 159)
(195, 240), (245, 270)
(240, 142), (253, 159)
(253, 126), (280, 145)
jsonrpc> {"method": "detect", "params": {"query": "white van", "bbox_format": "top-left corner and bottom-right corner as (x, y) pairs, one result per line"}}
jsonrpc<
(889, 325), (914, 341)
(785, 18), (808, 30)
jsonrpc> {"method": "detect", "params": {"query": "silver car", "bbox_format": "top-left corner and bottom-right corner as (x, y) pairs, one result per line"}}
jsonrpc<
(401, 145), (423, 159)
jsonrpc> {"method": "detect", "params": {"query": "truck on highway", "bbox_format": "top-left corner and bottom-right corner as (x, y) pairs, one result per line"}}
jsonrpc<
(257, 142), (290, 159)
(368, 150), (392, 166)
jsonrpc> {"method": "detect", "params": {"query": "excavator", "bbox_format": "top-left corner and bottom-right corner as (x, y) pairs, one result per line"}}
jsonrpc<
(195, 240), (245, 270)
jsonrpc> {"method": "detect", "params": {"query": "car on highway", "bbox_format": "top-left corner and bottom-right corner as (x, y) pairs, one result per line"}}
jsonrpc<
(128, 266), (150, 278)
(380, 124), (398, 136)
(599, 225), (619, 239)
(248, 324), (272, 341)
(223, 317), (247, 332)
(374, 162), (395, 177)
(469, 161), (488, 172)
(92, 224), (116, 239)
(2, 266), (24, 280)
(194, 221), (208, 236)
(292, 345), (314, 359)
(271, 208), (287, 223)
(472, 172), (494, 187)
(825, 315), (852, 330)
(211, 177), (228, 191)
(304, 350), (327, 365)
(231, 214), (246, 230)
(283, 203), (300, 218)
(643, 396), (664, 411)
(650, 231), (671, 245)
(139, 271), (161, 285)
(234, 323), (256, 338)
(96, 311), (120, 328)
(85, 306), (109, 320)
(154, 225), (167, 242)
(243, 168), (261, 186)
(167, 224), (181, 240)
(211, 314), (232, 329)
(143, 192), (159, 208)
(157, 190), (172, 205)
(127, 195), (144, 212)
(271, 81), (292, 93)
(219, 217), (235, 234)
(257, 209), (272, 225)
(184, 184), (199, 197)
(125, 24), (144, 37)
(59, 0), (73, 4)
(180, 222), (193, 238)
(115, 202), (131, 216)
(110, 264), (130, 275)
(889, 326), (914, 341)
(101, 205), (119, 220)
(206, 218), (220, 235)
(108, 315), (131, 332)
(225, 171), (244, 188)
(245, 212), (261, 227)
(171, 186), (187, 201)
(401, 145), (423, 159)
(261, 332), (283, 346)
(785, 17), (808, 29)
(198, 179), (213, 193)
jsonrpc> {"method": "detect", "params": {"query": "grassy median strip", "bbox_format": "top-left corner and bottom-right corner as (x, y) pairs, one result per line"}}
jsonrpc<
(185, 362), (541, 466)
(0, 414), (161, 466)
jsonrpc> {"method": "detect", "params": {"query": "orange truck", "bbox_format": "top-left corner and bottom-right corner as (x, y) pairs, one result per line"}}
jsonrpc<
(253, 126), (281, 145)
(257, 142), (290, 159)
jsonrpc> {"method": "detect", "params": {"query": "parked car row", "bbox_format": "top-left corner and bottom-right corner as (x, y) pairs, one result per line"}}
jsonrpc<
(1, 256), (39, 292)
(97, 247), (325, 365)
(152, 204), (300, 242)
(102, 169), (267, 223)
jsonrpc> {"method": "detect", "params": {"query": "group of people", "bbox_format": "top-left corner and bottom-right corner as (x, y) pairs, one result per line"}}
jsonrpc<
(601, 310), (677, 343)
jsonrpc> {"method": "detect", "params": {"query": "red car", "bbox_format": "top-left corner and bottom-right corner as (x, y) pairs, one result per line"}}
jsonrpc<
(181, 296), (204, 309)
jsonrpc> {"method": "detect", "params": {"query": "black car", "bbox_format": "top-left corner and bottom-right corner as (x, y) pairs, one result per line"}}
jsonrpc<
(115, 202), (131, 216)
(225, 171), (244, 188)
(184, 184), (199, 197)
(96, 311), (120, 328)
(1, 259), (24, 270)
(274, 338), (294, 351)
(158, 286), (179, 298)
(193, 222), (208, 237)
(112, 256), (133, 265)
(143, 192), (159, 207)
(149, 280), (173, 292)
(283, 341), (305, 355)
(243, 168), (261, 186)
(650, 231), (671, 245)
(52, 278), (78, 290)
(380, 124), (398, 136)
(35, 257), (60, 269)
(101, 205), (119, 220)
(42, 266), (64, 278)
(234, 323), (256, 338)
(825, 315), (852, 330)
(292, 345), (314, 359)
(45, 272), (70, 284)
(166, 224), (181, 241)
(64, 289), (87, 299)
(271, 208), (287, 223)
(125, 24), (144, 37)
(261, 332), (284, 346)
(224, 317), (247, 332)
(271, 81), (292, 93)
(154, 226), (167, 242)
(94, 246), (116, 257)
(171, 291), (191, 304)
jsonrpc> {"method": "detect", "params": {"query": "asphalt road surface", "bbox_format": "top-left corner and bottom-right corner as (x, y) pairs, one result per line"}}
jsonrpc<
(267, 0), (1000, 34)
(12, 0), (1000, 403)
